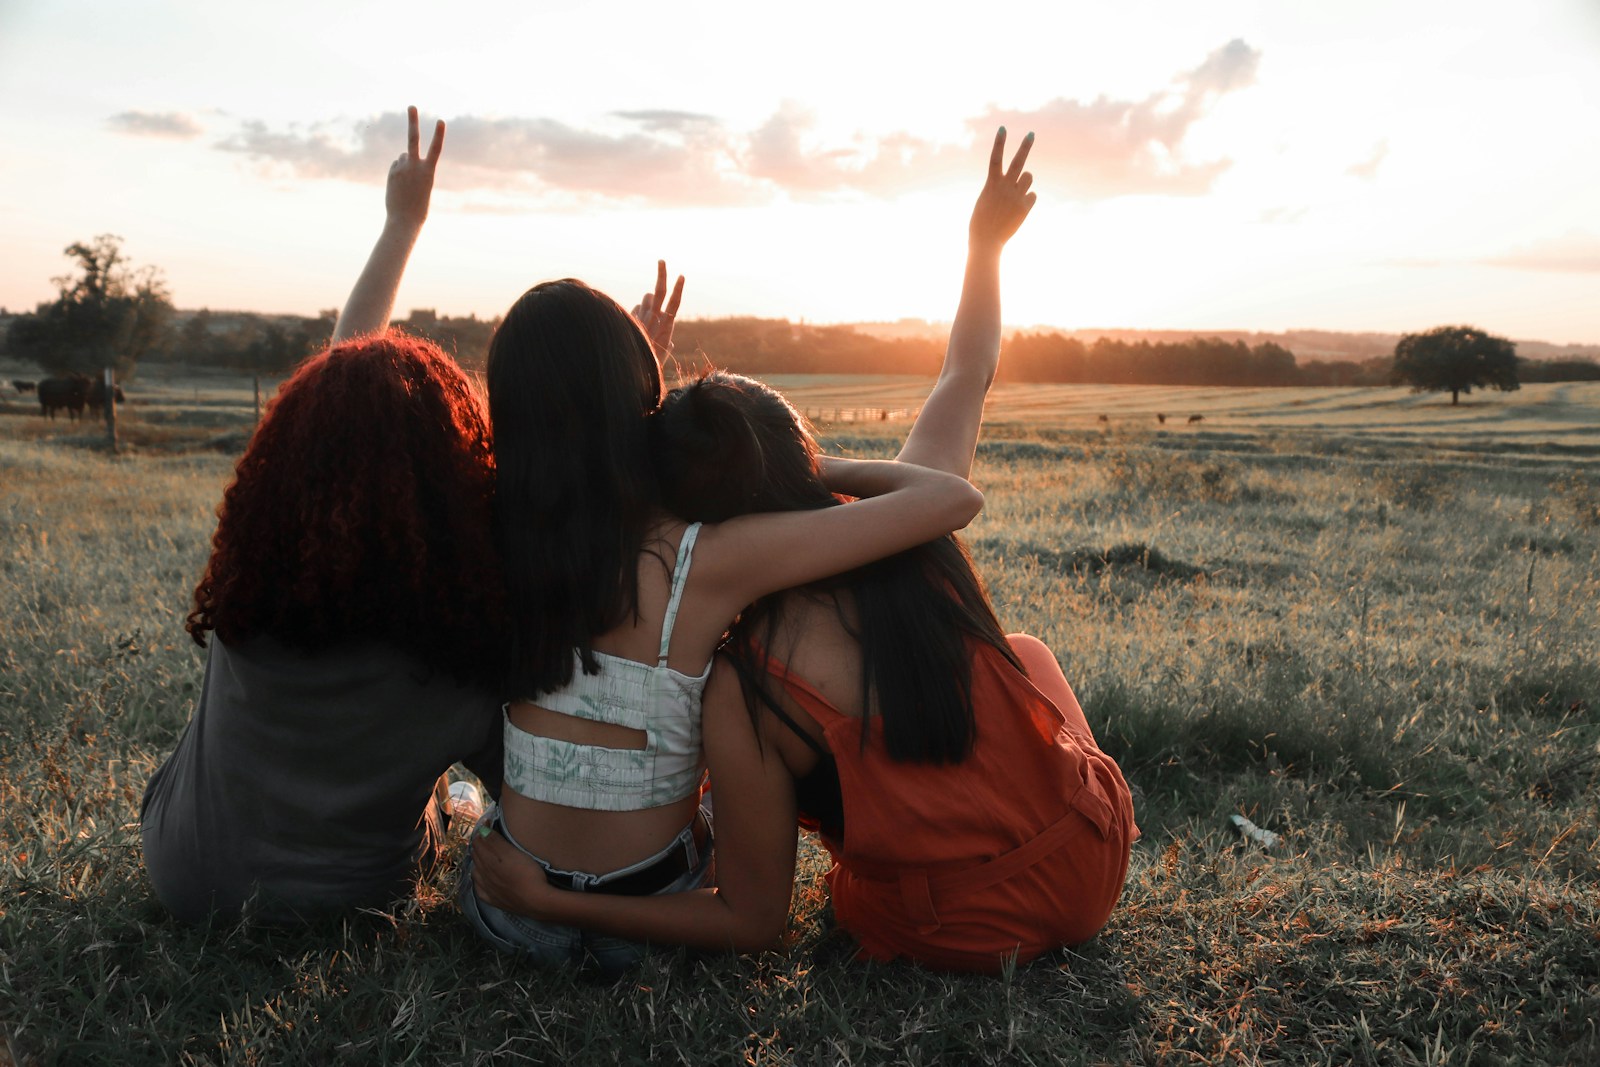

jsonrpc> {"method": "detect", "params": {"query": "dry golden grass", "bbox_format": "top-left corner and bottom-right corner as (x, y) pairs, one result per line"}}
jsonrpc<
(2, 375), (1597, 1065)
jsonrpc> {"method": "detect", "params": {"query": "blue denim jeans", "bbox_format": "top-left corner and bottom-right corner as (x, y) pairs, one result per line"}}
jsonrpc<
(459, 807), (713, 977)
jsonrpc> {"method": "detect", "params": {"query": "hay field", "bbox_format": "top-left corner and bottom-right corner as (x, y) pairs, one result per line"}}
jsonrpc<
(2, 373), (1598, 1064)
(775, 376), (1600, 455)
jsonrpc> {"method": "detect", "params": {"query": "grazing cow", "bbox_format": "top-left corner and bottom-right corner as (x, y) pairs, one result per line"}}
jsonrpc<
(1187, 414), (1205, 425)
(37, 375), (91, 420)
(1156, 413), (1167, 425)
(86, 379), (126, 417)
(12, 380), (37, 394)
(1097, 414), (1110, 424)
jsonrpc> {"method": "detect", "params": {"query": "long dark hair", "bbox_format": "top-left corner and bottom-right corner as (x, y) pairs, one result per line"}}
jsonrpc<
(651, 371), (1020, 764)
(487, 280), (664, 696)
(187, 331), (505, 685)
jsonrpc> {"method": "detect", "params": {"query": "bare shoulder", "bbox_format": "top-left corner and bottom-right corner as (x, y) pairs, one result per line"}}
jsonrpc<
(768, 589), (867, 718)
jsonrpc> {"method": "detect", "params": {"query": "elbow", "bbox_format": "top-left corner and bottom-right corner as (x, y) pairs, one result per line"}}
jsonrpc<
(950, 480), (985, 529)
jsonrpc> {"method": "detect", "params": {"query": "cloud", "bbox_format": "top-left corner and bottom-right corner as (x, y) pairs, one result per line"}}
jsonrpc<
(1483, 233), (1600, 274)
(1346, 139), (1388, 180)
(745, 40), (1261, 201)
(974, 38), (1261, 199)
(218, 110), (760, 207)
(211, 40), (1259, 206)
(443, 113), (758, 206)
(739, 102), (942, 197)
(107, 110), (203, 140)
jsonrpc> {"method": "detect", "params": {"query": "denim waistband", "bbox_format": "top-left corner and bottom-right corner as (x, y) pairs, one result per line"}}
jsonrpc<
(491, 807), (705, 893)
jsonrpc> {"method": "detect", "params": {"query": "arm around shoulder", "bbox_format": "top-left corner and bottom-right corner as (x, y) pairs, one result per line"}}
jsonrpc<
(701, 456), (982, 612)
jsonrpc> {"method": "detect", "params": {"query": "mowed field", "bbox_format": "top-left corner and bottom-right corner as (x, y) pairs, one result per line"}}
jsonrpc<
(2, 367), (1598, 1064)
(771, 376), (1600, 455)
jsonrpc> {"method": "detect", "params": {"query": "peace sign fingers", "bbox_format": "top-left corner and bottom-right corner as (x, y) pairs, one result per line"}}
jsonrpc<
(387, 105), (446, 229)
(634, 260), (687, 359)
(970, 127), (1037, 252)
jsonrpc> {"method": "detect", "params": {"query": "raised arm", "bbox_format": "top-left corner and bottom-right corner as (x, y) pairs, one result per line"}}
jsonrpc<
(896, 127), (1036, 478)
(471, 659), (800, 951)
(331, 106), (445, 344)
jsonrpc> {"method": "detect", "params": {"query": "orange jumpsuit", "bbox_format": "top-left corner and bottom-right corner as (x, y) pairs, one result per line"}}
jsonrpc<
(765, 636), (1138, 972)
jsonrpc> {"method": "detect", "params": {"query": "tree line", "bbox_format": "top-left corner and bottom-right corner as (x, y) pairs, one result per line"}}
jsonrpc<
(6, 236), (1600, 395)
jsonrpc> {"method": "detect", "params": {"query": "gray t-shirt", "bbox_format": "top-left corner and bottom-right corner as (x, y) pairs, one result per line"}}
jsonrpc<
(140, 636), (501, 923)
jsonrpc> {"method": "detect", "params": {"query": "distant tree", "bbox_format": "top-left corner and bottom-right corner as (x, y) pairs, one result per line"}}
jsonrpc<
(396, 309), (495, 370)
(1390, 325), (1518, 406)
(3, 235), (174, 377)
(174, 309), (216, 363)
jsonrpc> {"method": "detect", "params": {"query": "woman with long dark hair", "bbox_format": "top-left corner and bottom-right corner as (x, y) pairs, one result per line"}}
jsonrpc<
(471, 130), (1140, 972)
(458, 229), (984, 976)
(141, 109), (507, 922)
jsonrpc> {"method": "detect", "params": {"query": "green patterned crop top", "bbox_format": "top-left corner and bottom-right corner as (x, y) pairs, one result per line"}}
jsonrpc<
(502, 524), (710, 811)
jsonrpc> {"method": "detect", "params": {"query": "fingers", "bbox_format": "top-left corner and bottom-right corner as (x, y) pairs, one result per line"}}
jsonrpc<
(1006, 131), (1034, 181)
(1017, 171), (1034, 196)
(988, 127), (1006, 178)
(426, 119), (445, 166)
(664, 274), (685, 319)
(653, 259), (669, 306)
(407, 105), (420, 160)
(636, 292), (657, 322)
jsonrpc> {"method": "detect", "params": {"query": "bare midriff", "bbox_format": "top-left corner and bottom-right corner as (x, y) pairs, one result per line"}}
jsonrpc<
(499, 700), (700, 874)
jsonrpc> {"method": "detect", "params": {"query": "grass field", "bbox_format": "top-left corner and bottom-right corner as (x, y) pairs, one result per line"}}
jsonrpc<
(2, 372), (1598, 1064)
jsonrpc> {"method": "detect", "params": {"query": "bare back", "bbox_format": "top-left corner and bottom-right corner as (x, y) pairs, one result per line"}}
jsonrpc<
(502, 517), (709, 872)
(501, 514), (775, 872)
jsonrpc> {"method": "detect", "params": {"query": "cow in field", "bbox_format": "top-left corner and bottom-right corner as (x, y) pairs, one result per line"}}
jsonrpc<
(1156, 413), (1168, 425)
(37, 375), (91, 420)
(12, 380), (36, 394)
(87, 379), (126, 417)
(1187, 414), (1206, 425)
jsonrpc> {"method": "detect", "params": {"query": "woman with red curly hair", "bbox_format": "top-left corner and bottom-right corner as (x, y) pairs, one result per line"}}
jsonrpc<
(141, 109), (506, 922)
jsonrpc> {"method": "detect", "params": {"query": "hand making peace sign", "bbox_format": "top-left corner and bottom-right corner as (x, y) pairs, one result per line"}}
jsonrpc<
(968, 127), (1036, 253)
(386, 105), (445, 230)
(633, 259), (686, 359)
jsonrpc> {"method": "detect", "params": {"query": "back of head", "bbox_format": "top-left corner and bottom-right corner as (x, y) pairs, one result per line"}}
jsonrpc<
(653, 370), (1018, 764)
(487, 280), (664, 695)
(652, 371), (832, 522)
(187, 331), (504, 683)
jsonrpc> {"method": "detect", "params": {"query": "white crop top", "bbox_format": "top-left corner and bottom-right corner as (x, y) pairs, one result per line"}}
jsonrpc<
(503, 523), (710, 811)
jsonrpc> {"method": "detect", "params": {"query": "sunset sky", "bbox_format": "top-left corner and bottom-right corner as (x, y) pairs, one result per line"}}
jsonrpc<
(3, 0), (1597, 343)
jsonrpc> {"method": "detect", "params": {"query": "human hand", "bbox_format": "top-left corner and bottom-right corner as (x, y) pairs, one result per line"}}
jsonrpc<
(470, 824), (561, 918)
(632, 260), (685, 358)
(386, 105), (445, 230)
(968, 127), (1036, 253)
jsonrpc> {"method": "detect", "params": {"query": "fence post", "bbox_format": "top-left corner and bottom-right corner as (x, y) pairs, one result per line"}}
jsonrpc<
(254, 376), (262, 422)
(103, 367), (118, 453)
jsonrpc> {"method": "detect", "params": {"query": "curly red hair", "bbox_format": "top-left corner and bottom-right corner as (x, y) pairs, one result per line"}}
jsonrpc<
(187, 331), (505, 683)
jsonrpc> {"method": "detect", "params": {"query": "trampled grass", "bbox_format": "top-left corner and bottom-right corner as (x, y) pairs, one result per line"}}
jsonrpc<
(2, 379), (1598, 1065)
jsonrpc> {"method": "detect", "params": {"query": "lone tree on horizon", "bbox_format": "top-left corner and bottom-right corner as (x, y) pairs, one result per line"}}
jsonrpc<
(1390, 324), (1518, 406)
